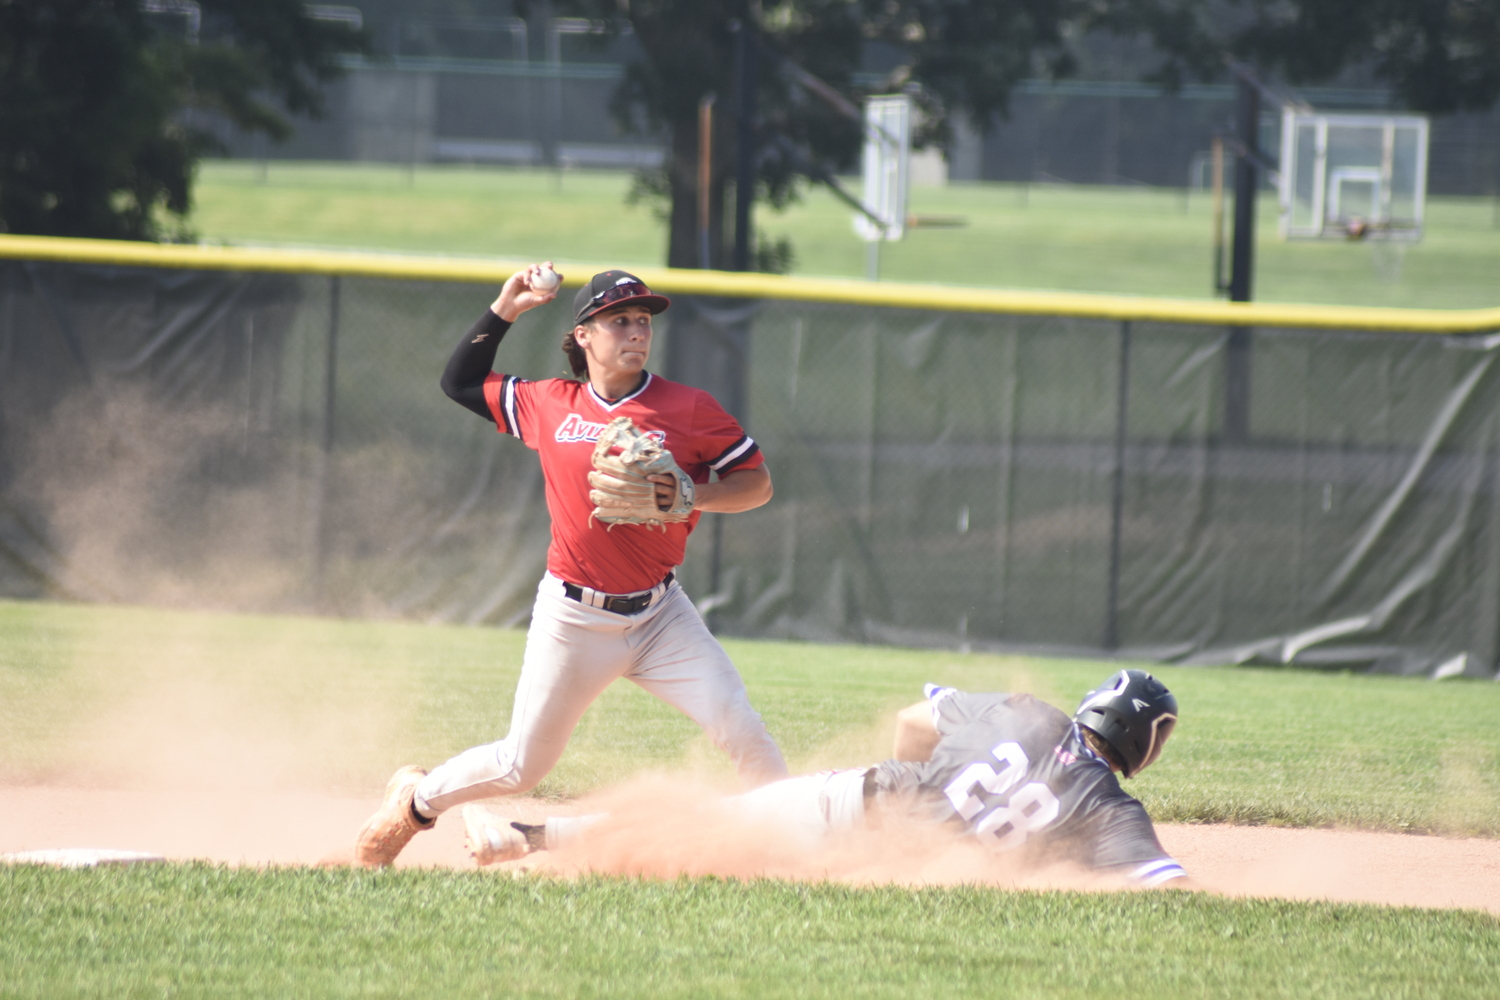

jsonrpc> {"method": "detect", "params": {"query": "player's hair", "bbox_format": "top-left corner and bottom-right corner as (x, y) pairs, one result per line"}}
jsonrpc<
(1080, 727), (1126, 772)
(561, 328), (588, 378)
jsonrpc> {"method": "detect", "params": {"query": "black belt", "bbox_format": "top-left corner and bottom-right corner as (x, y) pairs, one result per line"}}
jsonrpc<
(562, 572), (674, 616)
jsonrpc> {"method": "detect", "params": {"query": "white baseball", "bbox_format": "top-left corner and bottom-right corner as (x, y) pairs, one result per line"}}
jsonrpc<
(530, 266), (560, 292)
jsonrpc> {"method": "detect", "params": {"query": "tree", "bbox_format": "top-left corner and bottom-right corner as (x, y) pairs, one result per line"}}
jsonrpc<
(1221, 0), (1500, 114)
(0, 0), (367, 241)
(523, 0), (1500, 271)
(533, 0), (1158, 271)
(527, 1), (861, 271)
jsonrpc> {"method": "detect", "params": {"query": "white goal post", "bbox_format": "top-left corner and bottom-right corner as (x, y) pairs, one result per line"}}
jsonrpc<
(853, 95), (912, 243)
(1278, 109), (1430, 241)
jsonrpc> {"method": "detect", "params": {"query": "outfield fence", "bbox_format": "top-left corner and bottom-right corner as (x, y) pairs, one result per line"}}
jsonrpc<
(3, 235), (1500, 678)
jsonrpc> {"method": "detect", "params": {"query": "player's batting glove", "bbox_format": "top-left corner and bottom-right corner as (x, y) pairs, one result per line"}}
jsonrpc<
(588, 417), (695, 531)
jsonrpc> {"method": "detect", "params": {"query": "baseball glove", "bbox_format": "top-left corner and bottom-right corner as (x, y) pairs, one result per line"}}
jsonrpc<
(588, 416), (695, 530)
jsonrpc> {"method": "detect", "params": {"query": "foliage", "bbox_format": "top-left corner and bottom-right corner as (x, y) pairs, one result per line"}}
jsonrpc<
(524, 0), (860, 269)
(0, 0), (366, 241)
(1095, 0), (1500, 114)
(512, 1), (1500, 271)
(753, 231), (797, 275)
(526, 1), (1168, 270)
(1224, 0), (1500, 114)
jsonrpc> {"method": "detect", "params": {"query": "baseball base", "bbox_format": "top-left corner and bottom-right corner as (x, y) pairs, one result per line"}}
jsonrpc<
(1, 848), (165, 868)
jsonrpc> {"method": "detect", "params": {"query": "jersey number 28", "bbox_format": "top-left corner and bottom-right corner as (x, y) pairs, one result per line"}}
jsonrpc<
(942, 741), (1060, 851)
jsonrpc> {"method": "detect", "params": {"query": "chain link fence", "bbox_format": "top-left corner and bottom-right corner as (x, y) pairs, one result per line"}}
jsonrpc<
(3, 243), (1499, 678)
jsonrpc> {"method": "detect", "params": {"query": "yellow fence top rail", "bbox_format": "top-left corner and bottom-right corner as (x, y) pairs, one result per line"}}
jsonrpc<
(3, 233), (1498, 335)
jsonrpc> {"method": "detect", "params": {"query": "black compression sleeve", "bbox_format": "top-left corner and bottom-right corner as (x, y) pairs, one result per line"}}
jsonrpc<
(440, 310), (512, 421)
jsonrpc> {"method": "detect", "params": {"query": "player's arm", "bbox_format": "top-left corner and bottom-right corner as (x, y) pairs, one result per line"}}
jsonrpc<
(657, 395), (773, 514)
(440, 264), (559, 419)
(1090, 799), (1195, 889)
(892, 700), (941, 761)
(682, 465), (772, 513)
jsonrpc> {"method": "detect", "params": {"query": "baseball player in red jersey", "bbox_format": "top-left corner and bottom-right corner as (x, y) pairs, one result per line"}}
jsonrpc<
(352, 264), (789, 867)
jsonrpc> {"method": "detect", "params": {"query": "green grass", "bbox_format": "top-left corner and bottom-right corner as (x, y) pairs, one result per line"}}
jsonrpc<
(1, 864), (1496, 1000)
(3, 598), (1498, 834)
(188, 159), (1500, 309)
(4, 599), (1500, 998)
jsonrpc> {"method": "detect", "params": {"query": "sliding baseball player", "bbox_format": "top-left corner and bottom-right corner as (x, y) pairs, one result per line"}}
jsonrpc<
(467, 669), (1190, 889)
(352, 264), (788, 867)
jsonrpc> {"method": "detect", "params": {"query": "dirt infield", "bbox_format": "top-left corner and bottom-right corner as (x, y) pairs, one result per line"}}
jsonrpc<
(3, 783), (1496, 914)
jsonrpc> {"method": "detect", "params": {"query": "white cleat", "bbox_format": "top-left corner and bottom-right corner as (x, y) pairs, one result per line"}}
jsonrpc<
(463, 804), (533, 866)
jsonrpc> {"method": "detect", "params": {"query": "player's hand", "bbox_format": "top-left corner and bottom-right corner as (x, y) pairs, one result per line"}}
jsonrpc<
(648, 473), (676, 512)
(491, 262), (562, 322)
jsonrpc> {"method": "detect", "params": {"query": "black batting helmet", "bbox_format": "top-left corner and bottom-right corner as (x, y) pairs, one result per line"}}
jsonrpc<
(1073, 669), (1178, 778)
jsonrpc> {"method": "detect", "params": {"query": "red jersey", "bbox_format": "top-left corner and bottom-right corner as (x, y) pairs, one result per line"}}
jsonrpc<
(482, 372), (763, 594)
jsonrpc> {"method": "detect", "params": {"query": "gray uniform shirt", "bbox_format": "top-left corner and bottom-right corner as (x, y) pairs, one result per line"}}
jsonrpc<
(872, 685), (1184, 884)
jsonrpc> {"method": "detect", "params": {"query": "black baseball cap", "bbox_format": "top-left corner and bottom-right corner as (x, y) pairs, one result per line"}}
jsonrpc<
(572, 270), (671, 324)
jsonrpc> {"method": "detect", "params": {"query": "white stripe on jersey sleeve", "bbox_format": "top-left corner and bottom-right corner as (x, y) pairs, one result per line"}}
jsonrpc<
(502, 377), (521, 442)
(709, 435), (756, 471)
(923, 683), (957, 702)
(1128, 858), (1187, 886)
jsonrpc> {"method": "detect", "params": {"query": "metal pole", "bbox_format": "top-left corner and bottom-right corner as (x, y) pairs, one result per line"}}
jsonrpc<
(1228, 74), (1259, 303)
(313, 275), (341, 611)
(1225, 72), (1259, 443)
(541, 1), (559, 170)
(1104, 320), (1131, 652)
(731, 20), (757, 272)
(698, 92), (716, 270)
(406, 71), (418, 186)
(1211, 135), (1225, 294)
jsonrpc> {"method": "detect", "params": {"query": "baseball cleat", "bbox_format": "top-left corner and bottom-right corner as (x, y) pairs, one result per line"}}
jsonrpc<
(463, 804), (535, 866)
(353, 765), (436, 868)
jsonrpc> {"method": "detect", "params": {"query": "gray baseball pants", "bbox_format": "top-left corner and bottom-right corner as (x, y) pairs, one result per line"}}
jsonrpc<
(414, 572), (788, 816)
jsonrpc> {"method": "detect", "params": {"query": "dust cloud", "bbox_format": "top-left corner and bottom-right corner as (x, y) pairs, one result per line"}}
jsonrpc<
(473, 775), (1500, 913)
(494, 773), (1116, 892)
(14, 385), (316, 611)
(43, 657), (398, 796)
(6, 762), (1500, 913)
(1, 649), (407, 865)
(9, 380), (507, 622)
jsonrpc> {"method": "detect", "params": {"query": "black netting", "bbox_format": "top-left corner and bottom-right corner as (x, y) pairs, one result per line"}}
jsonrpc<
(3, 258), (1498, 679)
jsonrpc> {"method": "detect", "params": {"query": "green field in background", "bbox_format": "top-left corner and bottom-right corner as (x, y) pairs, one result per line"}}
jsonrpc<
(188, 159), (1500, 309)
(3, 598), (1498, 998)
(3, 864), (1496, 1000)
(3, 599), (1497, 834)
